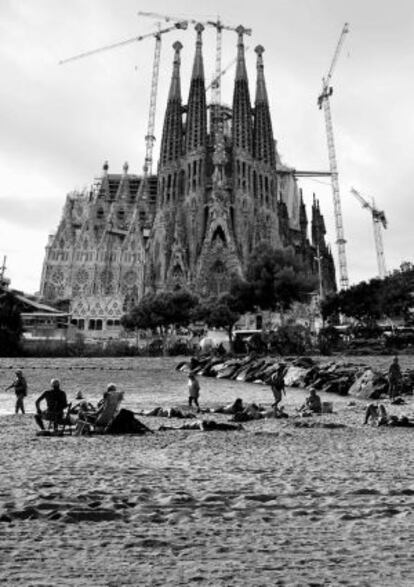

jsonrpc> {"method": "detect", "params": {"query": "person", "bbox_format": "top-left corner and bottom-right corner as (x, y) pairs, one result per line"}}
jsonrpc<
(188, 373), (200, 412)
(270, 371), (286, 413)
(75, 384), (123, 435)
(388, 356), (402, 400)
(5, 369), (27, 414)
(34, 379), (68, 431)
(67, 391), (95, 423)
(300, 388), (322, 415)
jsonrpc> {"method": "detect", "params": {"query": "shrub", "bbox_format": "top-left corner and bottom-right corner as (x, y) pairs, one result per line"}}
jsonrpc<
(268, 323), (312, 355)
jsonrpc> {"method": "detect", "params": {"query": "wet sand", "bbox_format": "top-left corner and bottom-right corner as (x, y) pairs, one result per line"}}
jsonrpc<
(1, 357), (414, 586)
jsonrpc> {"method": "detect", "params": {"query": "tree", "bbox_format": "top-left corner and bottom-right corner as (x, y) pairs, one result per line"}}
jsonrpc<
(322, 267), (414, 326)
(121, 290), (199, 340)
(245, 243), (317, 316)
(192, 293), (241, 343)
(0, 290), (23, 356)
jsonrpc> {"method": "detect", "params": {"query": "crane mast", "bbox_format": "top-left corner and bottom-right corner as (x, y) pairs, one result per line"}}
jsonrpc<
(318, 22), (350, 290)
(350, 187), (388, 279)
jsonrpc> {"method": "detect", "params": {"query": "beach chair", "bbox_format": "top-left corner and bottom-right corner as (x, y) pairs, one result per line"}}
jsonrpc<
(75, 391), (123, 435)
(44, 404), (74, 435)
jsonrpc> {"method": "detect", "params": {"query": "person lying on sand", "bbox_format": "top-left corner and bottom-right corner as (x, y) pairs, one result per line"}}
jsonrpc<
(364, 403), (414, 427)
(34, 379), (68, 431)
(212, 398), (244, 415)
(159, 419), (243, 432)
(137, 407), (197, 419)
(298, 388), (322, 416)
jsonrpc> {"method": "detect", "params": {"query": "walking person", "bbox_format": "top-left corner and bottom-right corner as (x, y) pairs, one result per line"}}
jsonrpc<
(388, 356), (402, 400)
(270, 369), (286, 414)
(188, 373), (201, 412)
(5, 369), (27, 414)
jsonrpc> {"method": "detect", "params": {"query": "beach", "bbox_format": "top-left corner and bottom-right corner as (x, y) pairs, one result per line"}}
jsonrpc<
(1, 356), (414, 586)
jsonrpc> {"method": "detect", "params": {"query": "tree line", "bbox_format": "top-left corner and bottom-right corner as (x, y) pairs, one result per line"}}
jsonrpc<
(122, 243), (317, 342)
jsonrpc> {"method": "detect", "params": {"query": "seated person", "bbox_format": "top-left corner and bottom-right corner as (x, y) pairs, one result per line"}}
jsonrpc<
(34, 379), (68, 431)
(67, 391), (96, 423)
(76, 384), (123, 434)
(364, 403), (385, 426)
(300, 388), (322, 415)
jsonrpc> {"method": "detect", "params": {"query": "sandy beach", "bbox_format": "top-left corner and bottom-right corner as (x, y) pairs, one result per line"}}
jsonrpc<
(1, 356), (414, 586)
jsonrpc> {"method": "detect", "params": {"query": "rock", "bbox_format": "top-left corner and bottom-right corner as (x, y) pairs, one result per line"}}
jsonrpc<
(284, 365), (310, 387)
(348, 368), (387, 400)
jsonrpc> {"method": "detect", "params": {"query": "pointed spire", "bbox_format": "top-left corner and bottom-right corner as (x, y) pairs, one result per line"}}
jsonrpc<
(235, 26), (249, 81)
(254, 45), (268, 104)
(159, 42), (184, 166)
(232, 26), (253, 152)
(191, 23), (205, 79)
(185, 24), (207, 153)
(168, 41), (183, 101)
(253, 45), (275, 166)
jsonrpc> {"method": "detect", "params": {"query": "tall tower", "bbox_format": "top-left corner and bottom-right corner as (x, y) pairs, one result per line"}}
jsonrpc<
(252, 45), (279, 249)
(231, 25), (254, 263)
(150, 41), (184, 289)
(184, 24), (208, 269)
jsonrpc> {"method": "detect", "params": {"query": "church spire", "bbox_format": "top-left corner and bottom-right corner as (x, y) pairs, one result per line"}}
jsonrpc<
(185, 24), (207, 153)
(159, 41), (183, 166)
(253, 45), (276, 166)
(232, 26), (253, 152)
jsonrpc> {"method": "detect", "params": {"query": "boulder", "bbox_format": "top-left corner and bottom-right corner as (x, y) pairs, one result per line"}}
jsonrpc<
(284, 365), (311, 387)
(348, 369), (387, 400)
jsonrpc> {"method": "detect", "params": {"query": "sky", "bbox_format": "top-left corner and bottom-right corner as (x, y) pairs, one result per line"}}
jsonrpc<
(1, 0), (413, 294)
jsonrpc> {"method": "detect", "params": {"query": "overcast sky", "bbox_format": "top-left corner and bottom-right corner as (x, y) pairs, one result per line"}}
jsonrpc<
(1, 0), (413, 293)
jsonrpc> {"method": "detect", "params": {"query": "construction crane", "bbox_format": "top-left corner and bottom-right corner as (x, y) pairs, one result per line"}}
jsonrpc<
(350, 187), (388, 279)
(205, 47), (250, 93)
(59, 21), (188, 179)
(138, 11), (252, 106)
(318, 22), (350, 290)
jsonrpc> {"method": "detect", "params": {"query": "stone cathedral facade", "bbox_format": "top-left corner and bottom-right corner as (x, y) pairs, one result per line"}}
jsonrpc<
(40, 25), (336, 336)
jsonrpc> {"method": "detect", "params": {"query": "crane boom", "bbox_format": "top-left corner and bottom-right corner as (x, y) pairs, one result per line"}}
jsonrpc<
(325, 23), (349, 85)
(350, 187), (388, 278)
(138, 10), (251, 106)
(59, 23), (187, 65)
(318, 23), (350, 290)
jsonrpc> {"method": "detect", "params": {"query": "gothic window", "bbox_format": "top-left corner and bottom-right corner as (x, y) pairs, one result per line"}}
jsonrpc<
(51, 269), (64, 285)
(75, 268), (89, 286)
(212, 225), (226, 244)
(209, 261), (229, 296)
(123, 270), (137, 287)
(117, 209), (125, 221)
(59, 238), (65, 249)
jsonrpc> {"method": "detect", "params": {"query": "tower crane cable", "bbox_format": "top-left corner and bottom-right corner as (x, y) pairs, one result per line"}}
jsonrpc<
(59, 20), (189, 183)
(138, 11), (252, 106)
(318, 22), (350, 290)
(350, 187), (388, 279)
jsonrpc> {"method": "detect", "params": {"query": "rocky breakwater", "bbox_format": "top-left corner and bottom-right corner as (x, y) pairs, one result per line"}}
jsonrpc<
(177, 355), (414, 400)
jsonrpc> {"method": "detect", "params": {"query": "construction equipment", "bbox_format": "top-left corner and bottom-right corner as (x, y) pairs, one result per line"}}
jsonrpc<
(318, 22), (350, 289)
(350, 187), (388, 279)
(138, 11), (252, 106)
(59, 21), (188, 179)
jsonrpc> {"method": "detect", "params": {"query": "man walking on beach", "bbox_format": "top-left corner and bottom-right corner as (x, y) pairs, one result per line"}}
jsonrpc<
(188, 373), (201, 412)
(5, 369), (27, 414)
(34, 379), (68, 431)
(388, 356), (402, 400)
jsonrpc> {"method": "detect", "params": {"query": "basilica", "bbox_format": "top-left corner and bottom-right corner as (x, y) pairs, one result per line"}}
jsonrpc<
(40, 25), (336, 337)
